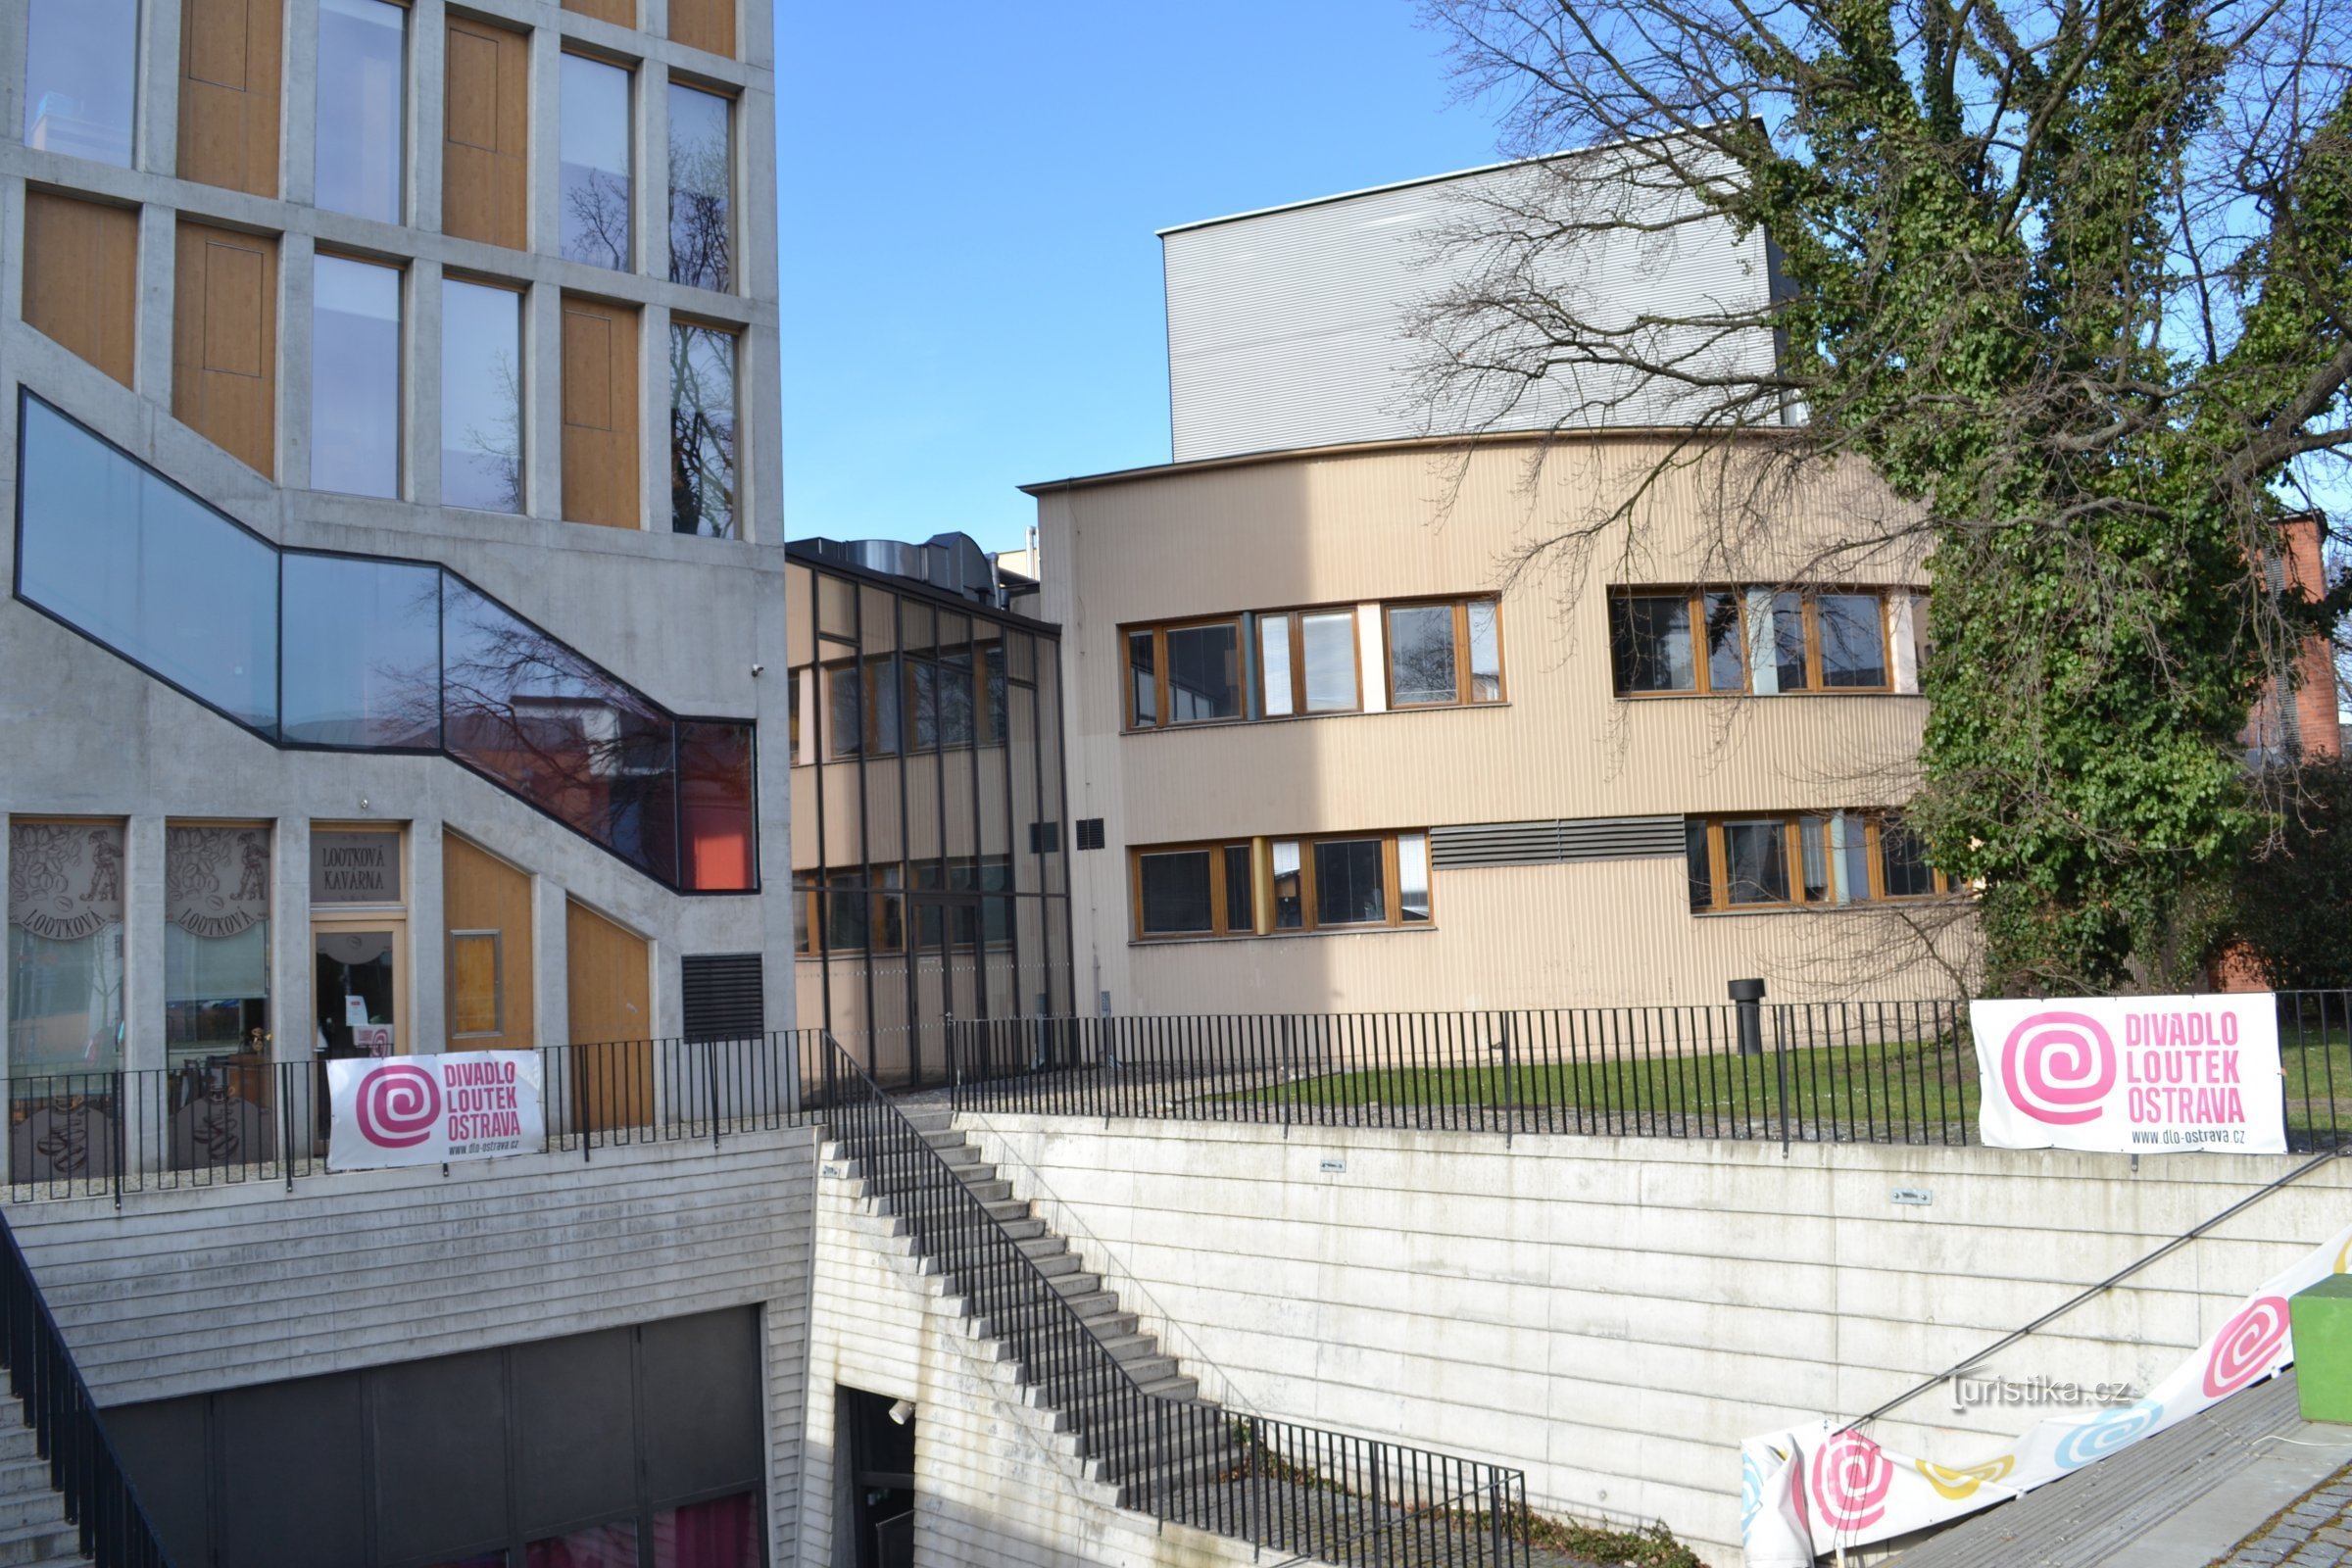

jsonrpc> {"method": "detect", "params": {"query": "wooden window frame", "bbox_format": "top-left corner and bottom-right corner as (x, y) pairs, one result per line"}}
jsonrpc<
(1131, 831), (1432, 941)
(1610, 588), (1751, 697)
(1688, 810), (1951, 912)
(1121, 616), (1244, 731)
(1382, 597), (1506, 710)
(1804, 591), (1896, 693)
(1254, 605), (1364, 718)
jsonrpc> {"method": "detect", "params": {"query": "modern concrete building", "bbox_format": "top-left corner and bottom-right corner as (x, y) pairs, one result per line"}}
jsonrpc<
(1, 0), (798, 1561)
(1034, 159), (1976, 1016)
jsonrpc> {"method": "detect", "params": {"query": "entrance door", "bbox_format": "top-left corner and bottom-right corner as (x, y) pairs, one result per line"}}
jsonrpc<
(564, 901), (652, 1132)
(313, 921), (406, 1057)
(908, 895), (982, 1088)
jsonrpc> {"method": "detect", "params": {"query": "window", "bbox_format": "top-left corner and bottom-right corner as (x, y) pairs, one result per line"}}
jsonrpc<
(1123, 619), (1241, 727)
(23, 0), (138, 166)
(651, 1492), (760, 1567)
(1386, 600), (1504, 708)
(443, 16), (528, 249)
(22, 192), (138, 387)
(669, 322), (737, 536)
(668, 84), (733, 291)
(174, 221), (279, 476)
(178, 0), (282, 197)
(1258, 609), (1358, 715)
(442, 278), (524, 513)
(560, 55), (633, 270)
(15, 395), (759, 894)
(561, 294), (641, 529)
(1131, 832), (1430, 939)
(1609, 591), (1745, 693)
(815, 866), (903, 954)
(1612, 588), (1901, 695)
(316, 0), (405, 222)
(1686, 811), (1952, 911)
(311, 255), (402, 498)
(8, 819), (127, 1079)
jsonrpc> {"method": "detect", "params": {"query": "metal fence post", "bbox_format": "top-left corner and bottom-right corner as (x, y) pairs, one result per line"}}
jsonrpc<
(1732, 978), (1765, 1056)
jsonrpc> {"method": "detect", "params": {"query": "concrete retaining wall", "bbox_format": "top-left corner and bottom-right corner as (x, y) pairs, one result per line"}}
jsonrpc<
(959, 1114), (2352, 1565)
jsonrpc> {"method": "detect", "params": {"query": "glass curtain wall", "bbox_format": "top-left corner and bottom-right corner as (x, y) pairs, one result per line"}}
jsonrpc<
(787, 559), (1073, 1087)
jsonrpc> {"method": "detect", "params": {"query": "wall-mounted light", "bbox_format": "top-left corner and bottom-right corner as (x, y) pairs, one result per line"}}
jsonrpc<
(888, 1398), (914, 1426)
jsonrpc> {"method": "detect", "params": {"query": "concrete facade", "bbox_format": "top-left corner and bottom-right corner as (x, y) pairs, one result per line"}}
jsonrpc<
(0, 0), (794, 1067)
(960, 1112), (2352, 1565)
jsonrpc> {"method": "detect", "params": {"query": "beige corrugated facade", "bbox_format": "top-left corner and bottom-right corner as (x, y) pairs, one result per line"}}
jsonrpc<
(1031, 432), (1981, 1013)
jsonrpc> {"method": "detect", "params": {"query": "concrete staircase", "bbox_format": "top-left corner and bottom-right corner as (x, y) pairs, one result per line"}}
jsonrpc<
(830, 1100), (1243, 1508)
(0, 1422), (89, 1566)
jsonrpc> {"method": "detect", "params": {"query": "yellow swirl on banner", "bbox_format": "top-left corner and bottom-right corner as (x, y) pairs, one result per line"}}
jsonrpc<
(2335, 1234), (2351, 1274)
(1915, 1456), (2014, 1500)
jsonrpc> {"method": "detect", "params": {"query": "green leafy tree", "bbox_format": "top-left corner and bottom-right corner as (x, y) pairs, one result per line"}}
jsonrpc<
(1419, 0), (2352, 992)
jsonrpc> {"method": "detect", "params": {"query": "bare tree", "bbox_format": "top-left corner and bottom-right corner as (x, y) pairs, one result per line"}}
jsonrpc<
(1416, 0), (2352, 992)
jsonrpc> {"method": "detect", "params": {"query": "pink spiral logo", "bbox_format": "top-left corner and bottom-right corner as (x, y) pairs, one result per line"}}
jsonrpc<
(2000, 1011), (2116, 1124)
(357, 1064), (441, 1148)
(2205, 1297), (2290, 1397)
(1810, 1431), (1892, 1533)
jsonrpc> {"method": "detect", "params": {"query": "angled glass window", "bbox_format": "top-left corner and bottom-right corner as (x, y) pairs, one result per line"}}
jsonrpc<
(669, 322), (737, 536)
(311, 255), (403, 499)
(24, 0), (138, 167)
(18, 397), (278, 730)
(442, 278), (524, 513)
(442, 577), (679, 883)
(560, 55), (633, 270)
(667, 83), (733, 291)
(281, 554), (441, 747)
(316, 0), (406, 221)
(679, 721), (756, 892)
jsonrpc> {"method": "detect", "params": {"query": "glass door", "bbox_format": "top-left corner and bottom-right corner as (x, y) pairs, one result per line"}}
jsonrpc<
(313, 921), (406, 1057)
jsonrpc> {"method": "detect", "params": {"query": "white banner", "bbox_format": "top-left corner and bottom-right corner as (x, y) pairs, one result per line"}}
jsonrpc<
(1741, 1219), (2348, 1564)
(1970, 994), (2285, 1153)
(326, 1052), (546, 1171)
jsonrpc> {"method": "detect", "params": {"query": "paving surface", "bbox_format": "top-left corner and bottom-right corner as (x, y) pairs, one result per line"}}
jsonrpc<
(2213, 1464), (2352, 1566)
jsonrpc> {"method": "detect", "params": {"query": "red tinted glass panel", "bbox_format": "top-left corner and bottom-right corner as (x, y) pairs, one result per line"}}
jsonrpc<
(679, 721), (756, 892)
(526, 1521), (637, 1568)
(652, 1492), (760, 1568)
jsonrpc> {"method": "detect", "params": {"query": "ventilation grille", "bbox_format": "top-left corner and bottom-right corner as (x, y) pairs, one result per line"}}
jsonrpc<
(1029, 821), (1060, 855)
(1075, 818), (1106, 852)
(681, 953), (764, 1041)
(1430, 816), (1685, 869)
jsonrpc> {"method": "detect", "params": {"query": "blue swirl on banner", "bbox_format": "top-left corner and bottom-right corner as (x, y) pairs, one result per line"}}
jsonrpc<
(2055, 1398), (2164, 1469)
(1740, 1450), (1764, 1528)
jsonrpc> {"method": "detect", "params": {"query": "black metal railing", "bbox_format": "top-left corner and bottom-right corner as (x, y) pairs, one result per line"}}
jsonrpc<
(0, 1208), (172, 1567)
(819, 1036), (1530, 1566)
(949, 990), (2352, 1152)
(6, 1031), (834, 1204)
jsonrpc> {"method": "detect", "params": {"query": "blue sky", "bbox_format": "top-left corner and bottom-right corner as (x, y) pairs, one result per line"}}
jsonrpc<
(773, 2), (1508, 554)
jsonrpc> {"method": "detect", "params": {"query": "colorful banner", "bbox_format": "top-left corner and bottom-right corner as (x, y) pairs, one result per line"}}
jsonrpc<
(1740, 1220), (2350, 1565)
(1971, 994), (2285, 1153)
(326, 1052), (546, 1171)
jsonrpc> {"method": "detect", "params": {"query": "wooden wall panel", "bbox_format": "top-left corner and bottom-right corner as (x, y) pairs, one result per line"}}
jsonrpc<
(22, 193), (139, 386)
(443, 837), (536, 1051)
(443, 17), (529, 250)
(177, 0), (282, 196)
(560, 295), (640, 529)
(669, 0), (734, 58)
(562, 0), (636, 26)
(172, 222), (277, 475)
(564, 901), (653, 1131)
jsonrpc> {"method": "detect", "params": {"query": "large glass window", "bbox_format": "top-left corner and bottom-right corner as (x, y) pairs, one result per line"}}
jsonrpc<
(442, 577), (678, 884)
(18, 396), (279, 730)
(1127, 630), (1157, 726)
(1313, 838), (1387, 926)
(667, 83), (733, 291)
(281, 554), (441, 747)
(7, 820), (126, 1078)
(1816, 593), (1890, 689)
(315, 0), (406, 221)
(442, 278), (524, 513)
(311, 255), (403, 499)
(1165, 623), (1240, 721)
(1132, 831), (1429, 938)
(1609, 589), (1747, 694)
(560, 55), (633, 270)
(679, 720), (757, 892)
(1686, 810), (1951, 910)
(23, 0), (138, 167)
(651, 1491), (760, 1567)
(164, 824), (271, 1070)
(1386, 599), (1503, 708)
(669, 322), (737, 536)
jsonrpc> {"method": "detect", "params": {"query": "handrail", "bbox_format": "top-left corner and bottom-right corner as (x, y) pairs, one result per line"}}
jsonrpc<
(0, 1207), (172, 1567)
(820, 1035), (1530, 1566)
